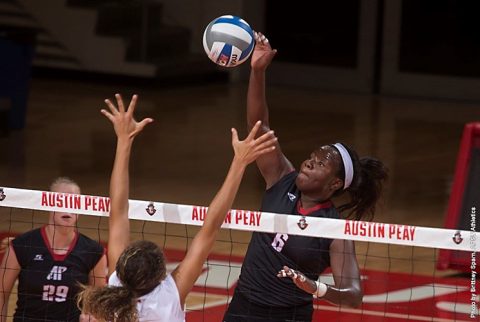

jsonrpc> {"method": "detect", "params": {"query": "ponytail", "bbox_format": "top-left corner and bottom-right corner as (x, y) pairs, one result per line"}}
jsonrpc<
(77, 240), (166, 321)
(78, 284), (138, 322)
(333, 144), (388, 221)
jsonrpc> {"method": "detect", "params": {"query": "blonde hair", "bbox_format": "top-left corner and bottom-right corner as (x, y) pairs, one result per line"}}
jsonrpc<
(50, 177), (81, 193)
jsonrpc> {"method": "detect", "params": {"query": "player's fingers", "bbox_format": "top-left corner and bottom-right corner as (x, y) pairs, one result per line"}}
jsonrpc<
(277, 269), (287, 278)
(127, 94), (138, 115)
(231, 127), (239, 144)
(115, 93), (125, 113)
(260, 33), (268, 43)
(137, 118), (153, 131)
(254, 130), (275, 145)
(104, 99), (119, 115)
(246, 120), (262, 141)
(255, 146), (276, 157)
(100, 109), (115, 123)
(286, 269), (298, 279)
(254, 137), (277, 153)
(282, 266), (297, 279)
(255, 31), (262, 43)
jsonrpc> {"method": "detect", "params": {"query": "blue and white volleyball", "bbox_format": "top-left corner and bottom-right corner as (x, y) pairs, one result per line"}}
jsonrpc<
(203, 15), (255, 68)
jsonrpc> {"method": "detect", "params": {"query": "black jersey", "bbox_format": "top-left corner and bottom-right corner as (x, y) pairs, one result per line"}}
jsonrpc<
(11, 227), (104, 322)
(236, 171), (340, 307)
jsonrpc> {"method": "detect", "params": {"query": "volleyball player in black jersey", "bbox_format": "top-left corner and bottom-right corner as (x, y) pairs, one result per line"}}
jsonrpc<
(0, 177), (107, 322)
(223, 33), (388, 322)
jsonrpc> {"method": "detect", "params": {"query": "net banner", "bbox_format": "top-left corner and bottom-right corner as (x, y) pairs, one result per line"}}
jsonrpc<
(0, 186), (478, 252)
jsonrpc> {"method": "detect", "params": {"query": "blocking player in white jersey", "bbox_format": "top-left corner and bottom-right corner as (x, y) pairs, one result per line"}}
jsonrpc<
(78, 94), (277, 322)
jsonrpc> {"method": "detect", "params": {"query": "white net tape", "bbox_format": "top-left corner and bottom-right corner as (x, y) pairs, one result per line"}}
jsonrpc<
(0, 186), (477, 252)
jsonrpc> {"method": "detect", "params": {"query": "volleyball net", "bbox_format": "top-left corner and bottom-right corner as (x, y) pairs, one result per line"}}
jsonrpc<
(0, 186), (478, 321)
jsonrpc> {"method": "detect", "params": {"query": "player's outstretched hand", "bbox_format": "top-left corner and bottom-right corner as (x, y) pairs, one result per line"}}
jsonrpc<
(277, 265), (329, 298)
(251, 32), (277, 71)
(277, 265), (319, 295)
(101, 93), (153, 140)
(231, 120), (277, 165)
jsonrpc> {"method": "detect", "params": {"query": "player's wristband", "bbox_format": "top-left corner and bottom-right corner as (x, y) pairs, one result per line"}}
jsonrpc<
(313, 281), (328, 298)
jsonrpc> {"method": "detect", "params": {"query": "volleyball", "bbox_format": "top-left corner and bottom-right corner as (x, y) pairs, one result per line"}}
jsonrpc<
(202, 15), (255, 68)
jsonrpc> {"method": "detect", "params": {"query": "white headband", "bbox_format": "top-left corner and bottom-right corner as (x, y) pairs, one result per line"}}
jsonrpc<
(333, 143), (354, 190)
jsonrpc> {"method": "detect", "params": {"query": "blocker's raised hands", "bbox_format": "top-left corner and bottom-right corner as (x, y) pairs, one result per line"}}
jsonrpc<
(231, 120), (277, 165)
(101, 93), (153, 140)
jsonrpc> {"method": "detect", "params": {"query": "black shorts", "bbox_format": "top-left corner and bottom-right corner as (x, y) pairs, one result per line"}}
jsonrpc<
(223, 289), (313, 322)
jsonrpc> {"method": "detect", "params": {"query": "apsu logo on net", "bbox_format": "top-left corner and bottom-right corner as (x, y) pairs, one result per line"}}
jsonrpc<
(297, 216), (308, 230)
(452, 230), (463, 245)
(0, 188), (6, 201)
(146, 202), (156, 216)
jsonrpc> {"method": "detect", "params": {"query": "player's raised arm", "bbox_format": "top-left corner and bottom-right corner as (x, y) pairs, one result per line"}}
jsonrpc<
(172, 121), (277, 306)
(101, 94), (153, 275)
(248, 32), (293, 188)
